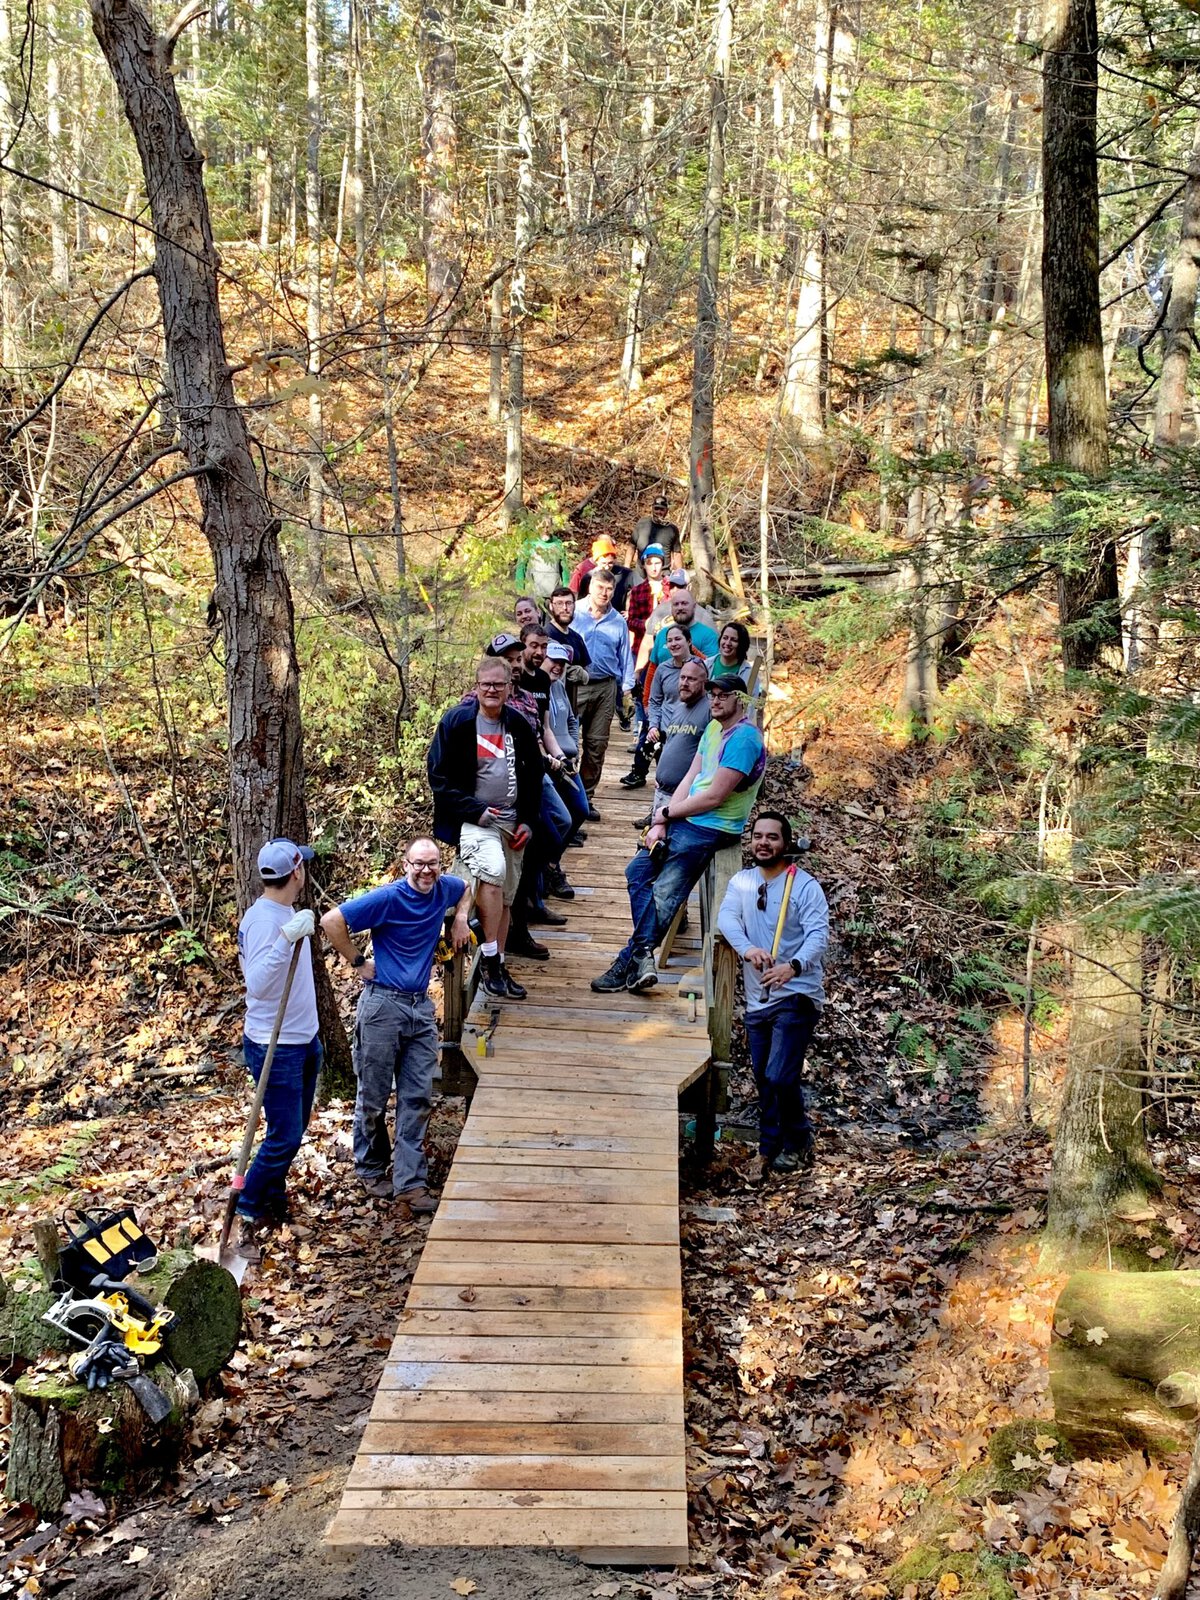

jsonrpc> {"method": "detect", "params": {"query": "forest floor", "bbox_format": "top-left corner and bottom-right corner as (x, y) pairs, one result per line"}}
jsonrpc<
(3, 726), (1199, 1600)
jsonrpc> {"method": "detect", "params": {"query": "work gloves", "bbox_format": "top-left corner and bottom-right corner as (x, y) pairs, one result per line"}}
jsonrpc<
(281, 909), (315, 943)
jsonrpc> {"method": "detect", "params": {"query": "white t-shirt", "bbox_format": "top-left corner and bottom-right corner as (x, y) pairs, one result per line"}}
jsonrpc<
(237, 897), (319, 1045)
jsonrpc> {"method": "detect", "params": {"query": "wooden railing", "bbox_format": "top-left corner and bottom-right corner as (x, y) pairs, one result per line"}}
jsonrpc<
(438, 875), (482, 1100)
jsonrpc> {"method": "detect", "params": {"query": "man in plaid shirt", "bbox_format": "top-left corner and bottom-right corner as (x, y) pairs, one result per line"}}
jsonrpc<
(625, 544), (668, 658)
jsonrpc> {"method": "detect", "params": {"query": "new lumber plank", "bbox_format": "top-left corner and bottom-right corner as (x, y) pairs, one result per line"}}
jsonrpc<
(338, 1490), (685, 1511)
(377, 1362), (680, 1393)
(347, 1452), (685, 1490)
(384, 1336), (681, 1366)
(368, 1392), (683, 1426)
(324, 1508), (688, 1559)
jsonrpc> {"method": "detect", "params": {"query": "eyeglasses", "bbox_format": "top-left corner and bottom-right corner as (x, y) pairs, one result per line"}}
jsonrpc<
(476, 681), (506, 691)
(406, 860), (440, 874)
(708, 688), (741, 700)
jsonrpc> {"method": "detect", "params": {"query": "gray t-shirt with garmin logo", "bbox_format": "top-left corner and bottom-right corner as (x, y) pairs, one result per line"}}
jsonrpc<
(474, 712), (518, 833)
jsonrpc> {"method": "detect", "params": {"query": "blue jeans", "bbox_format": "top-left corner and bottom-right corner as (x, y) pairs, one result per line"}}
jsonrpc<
(352, 984), (439, 1194)
(745, 994), (819, 1160)
(238, 1033), (322, 1221)
(552, 767), (589, 844)
(539, 773), (572, 854)
(619, 818), (724, 963)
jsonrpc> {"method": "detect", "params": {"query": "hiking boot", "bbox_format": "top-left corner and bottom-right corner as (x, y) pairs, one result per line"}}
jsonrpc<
(359, 1174), (393, 1200)
(627, 950), (658, 992)
(527, 901), (567, 926)
(566, 833), (586, 848)
(587, 806), (602, 822)
(616, 712), (633, 733)
(235, 1215), (265, 1263)
(770, 1141), (815, 1175)
(397, 1186), (438, 1215)
(591, 956), (631, 993)
(500, 963), (527, 999)
(480, 952), (510, 997)
(507, 928), (550, 960)
(619, 770), (646, 789)
(545, 865), (575, 900)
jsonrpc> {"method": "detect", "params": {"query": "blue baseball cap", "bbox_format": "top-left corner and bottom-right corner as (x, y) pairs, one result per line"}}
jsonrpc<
(258, 837), (314, 882)
(642, 543), (666, 561)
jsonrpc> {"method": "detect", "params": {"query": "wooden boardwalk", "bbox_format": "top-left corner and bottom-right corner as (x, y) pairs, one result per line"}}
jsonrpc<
(325, 767), (710, 1565)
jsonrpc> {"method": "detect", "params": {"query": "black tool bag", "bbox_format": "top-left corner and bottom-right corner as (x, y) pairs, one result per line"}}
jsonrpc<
(55, 1208), (159, 1293)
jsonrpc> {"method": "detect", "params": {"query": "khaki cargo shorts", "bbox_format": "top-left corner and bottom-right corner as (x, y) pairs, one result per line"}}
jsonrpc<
(459, 821), (523, 906)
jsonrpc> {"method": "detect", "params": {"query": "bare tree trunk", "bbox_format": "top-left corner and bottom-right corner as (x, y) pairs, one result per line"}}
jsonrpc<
(558, 38), (574, 226)
(45, 11), (70, 292)
(87, 0), (352, 1092)
(501, 0), (536, 535)
(0, 0), (23, 370)
(1125, 114), (1200, 673)
(420, 0), (460, 316)
(688, 0), (735, 603)
(73, 58), (91, 255)
(902, 268), (939, 724)
(304, 0), (325, 588)
(257, 144), (273, 249)
(620, 89), (654, 394)
(349, 0), (367, 302)
(487, 103), (508, 427)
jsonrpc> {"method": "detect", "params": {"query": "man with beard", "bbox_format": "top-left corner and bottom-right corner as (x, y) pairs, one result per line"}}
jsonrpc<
(717, 811), (829, 1178)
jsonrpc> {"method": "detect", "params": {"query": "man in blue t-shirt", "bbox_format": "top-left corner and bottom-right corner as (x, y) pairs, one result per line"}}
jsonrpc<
(321, 839), (471, 1214)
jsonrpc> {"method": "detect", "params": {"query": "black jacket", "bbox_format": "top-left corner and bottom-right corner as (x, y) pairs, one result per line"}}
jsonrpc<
(427, 700), (543, 847)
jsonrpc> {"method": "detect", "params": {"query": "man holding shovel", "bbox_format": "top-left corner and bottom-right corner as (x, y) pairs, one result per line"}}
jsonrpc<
(234, 838), (321, 1258)
(717, 812), (829, 1178)
(321, 842), (472, 1214)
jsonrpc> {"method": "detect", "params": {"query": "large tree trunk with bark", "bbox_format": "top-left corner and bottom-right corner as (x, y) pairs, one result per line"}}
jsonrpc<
(421, 0), (461, 316)
(304, 0), (325, 589)
(1040, 0), (1149, 1261)
(687, 0), (735, 603)
(88, 0), (352, 1094)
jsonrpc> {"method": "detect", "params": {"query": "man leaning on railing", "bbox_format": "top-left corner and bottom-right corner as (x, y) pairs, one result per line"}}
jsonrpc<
(590, 670), (767, 997)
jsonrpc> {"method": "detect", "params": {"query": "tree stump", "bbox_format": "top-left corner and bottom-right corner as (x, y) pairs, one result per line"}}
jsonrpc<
(131, 1249), (241, 1382)
(0, 1288), (73, 1378)
(6, 1366), (198, 1516)
(1050, 1270), (1200, 1456)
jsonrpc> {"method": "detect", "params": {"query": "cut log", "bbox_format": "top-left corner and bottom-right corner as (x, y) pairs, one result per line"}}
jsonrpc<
(6, 1365), (198, 1516)
(131, 1248), (242, 1383)
(1050, 1269), (1200, 1456)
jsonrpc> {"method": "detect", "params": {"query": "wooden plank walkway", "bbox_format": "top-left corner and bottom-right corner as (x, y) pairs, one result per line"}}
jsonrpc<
(325, 766), (708, 1565)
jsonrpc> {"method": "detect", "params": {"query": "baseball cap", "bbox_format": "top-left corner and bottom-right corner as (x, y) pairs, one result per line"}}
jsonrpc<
(708, 670), (747, 696)
(546, 641), (570, 662)
(486, 632), (523, 656)
(652, 494), (669, 508)
(258, 837), (314, 882)
(667, 570), (690, 589)
(642, 542), (665, 561)
(591, 535), (618, 557)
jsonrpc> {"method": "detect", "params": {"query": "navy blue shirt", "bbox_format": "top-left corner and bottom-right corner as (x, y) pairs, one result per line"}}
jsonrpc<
(340, 874), (467, 992)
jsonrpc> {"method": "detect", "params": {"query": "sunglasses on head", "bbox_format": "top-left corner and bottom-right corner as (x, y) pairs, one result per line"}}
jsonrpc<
(757, 881), (769, 912)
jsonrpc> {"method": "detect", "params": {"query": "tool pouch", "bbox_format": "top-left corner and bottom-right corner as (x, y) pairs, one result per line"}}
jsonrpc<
(55, 1208), (159, 1293)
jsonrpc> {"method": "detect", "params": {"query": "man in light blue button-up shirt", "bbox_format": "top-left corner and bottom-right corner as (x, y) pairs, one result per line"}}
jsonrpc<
(572, 568), (635, 810)
(718, 810), (829, 1179)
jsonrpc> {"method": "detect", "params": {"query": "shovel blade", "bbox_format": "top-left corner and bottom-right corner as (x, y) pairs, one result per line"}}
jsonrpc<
(196, 1241), (250, 1287)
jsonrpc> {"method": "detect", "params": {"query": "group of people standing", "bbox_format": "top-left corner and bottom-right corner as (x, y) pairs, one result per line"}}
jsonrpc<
(229, 495), (829, 1260)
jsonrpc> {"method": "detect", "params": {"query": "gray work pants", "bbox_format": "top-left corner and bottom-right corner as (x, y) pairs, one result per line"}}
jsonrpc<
(352, 983), (438, 1194)
(575, 676), (619, 800)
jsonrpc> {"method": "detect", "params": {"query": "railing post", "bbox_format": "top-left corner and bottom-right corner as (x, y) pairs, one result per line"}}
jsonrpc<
(692, 840), (741, 1163)
(437, 875), (479, 1102)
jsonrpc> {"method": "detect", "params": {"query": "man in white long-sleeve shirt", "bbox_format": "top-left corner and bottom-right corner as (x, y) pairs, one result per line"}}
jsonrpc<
(717, 811), (829, 1178)
(235, 837), (321, 1251)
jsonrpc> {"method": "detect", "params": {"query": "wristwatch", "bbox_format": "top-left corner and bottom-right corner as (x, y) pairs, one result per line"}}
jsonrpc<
(790, 958), (803, 977)
(661, 806), (671, 822)
(350, 953), (367, 969)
